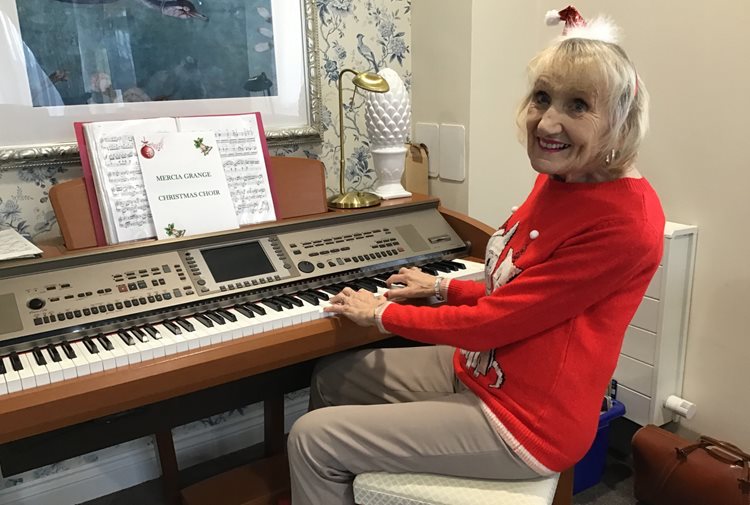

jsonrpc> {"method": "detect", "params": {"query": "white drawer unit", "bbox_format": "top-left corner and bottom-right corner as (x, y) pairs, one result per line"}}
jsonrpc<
(613, 221), (697, 426)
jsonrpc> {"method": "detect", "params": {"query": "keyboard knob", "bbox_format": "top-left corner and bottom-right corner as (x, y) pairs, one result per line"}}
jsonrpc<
(27, 298), (46, 310)
(297, 261), (315, 273)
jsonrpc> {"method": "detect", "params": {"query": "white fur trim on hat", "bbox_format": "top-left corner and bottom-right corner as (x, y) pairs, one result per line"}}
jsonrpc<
(545, 10), (562, 25)
(563, 16), (620, 44)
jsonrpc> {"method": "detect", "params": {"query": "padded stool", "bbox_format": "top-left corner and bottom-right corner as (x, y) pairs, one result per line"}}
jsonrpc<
(353, 472), (561, 505)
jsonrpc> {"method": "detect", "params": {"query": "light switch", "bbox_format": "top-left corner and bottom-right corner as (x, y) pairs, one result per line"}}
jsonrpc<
(414, 122), (440, 178)
(439, 123), (465, 182)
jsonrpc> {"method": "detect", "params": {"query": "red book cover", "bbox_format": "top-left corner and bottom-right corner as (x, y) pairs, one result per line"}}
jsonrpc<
(73, 121), (107, 246)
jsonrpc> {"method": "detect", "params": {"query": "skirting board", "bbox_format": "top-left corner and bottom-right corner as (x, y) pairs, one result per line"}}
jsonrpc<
(0, 395), (309, 505)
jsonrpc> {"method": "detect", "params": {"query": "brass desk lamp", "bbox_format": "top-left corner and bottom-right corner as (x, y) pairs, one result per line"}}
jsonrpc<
(328, 69), (389, 209)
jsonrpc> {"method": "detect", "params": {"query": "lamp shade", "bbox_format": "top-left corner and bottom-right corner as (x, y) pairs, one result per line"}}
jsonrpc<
(364, 68), (410, 150)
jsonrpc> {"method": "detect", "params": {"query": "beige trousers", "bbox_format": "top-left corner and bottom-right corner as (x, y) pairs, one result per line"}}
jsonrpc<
(286, 345), (537, 505)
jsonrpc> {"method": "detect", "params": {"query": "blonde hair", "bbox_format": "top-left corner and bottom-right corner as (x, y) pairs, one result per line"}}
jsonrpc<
(516, 37), (649, 175)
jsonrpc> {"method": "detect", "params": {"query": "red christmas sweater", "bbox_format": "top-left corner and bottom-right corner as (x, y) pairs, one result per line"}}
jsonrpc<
(380, 174), (665, 474)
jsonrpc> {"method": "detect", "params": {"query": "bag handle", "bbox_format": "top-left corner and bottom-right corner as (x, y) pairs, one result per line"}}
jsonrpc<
(700, 435), (750, 460)
(675, 437), (750, 497)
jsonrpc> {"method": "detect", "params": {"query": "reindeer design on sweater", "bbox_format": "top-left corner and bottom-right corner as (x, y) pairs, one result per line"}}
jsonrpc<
(461, 221), (523, 389)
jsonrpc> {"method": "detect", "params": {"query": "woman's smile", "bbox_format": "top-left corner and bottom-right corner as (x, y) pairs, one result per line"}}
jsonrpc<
(537, 137), (571, 152)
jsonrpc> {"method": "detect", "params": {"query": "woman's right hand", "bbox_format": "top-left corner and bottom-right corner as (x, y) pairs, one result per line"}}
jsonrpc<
(385, 266), (437, 301)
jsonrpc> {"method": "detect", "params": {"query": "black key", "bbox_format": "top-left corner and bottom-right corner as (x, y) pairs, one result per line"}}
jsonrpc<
(163, 321), (182, 335)
(10, 352), (23, 371)
(32, 347), (47, 366)
(216, 309), (237, 322)
(194, 314), (214, 328)
(245, 303), (266, 316)
(421, 266), (439, 276)
(261, 299), (283, 312)
(83, 338), (99, 354)
(205, 312), (226, 325)
(435, 261), (459, 273)
(296, 292), (319, 306)
(131, 328), (149, 342)
(447, 260), (466, 270)
(270, 297), (293, 310)
(175, 318), (195, 332)
(307, 289), (330, 301)
(97, 335), (115, 351)
(46, 344), (62, 362)
(234, 305), (256, 319)
(352, 279), (378, 293)
(283, 295), (304, 307)
(319, 285), (342, 296)
(0, 358), (5, 374)
(368, 277), (388, 288)
(61, 342), (77, 359)
(118, 330), (135, 346)
(143, 325), (161, 340)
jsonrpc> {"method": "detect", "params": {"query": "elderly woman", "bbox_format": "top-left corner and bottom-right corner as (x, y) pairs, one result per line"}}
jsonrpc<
(286, 7), (664, 505)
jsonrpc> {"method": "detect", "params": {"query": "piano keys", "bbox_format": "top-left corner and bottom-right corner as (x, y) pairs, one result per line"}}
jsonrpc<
(0, 259), (483, 395)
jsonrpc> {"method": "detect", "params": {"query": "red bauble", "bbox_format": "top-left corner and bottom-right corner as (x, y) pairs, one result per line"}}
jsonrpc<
(141, 145), (155, 159)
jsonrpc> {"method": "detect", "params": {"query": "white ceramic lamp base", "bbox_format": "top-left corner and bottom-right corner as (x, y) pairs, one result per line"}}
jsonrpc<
(371, 147), (411, 199)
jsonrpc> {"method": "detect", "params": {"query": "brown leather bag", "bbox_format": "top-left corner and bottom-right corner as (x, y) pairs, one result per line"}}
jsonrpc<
(632, 424), (750, 505)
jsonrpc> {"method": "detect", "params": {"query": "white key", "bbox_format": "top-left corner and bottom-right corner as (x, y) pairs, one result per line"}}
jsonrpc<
(17, 353), (38, 390)
(256, 303), (286, 331)
(114, 332), (142, 365)
(228, 307), (263, 337)
(276, 299), (313, 327)
(103, 334), (131, 368)
(137, 329), (165, 359)
(0, 371), (7, 395)
(24, 350), (50, 386)
(147, 326), (176, 356)
(213, 311), (245, 341)
(2, 356), (22, 393)
(173, 319), (201, 350)
(182, 316), (214, 349)
(41, 347), (65, 383)
(66, 342), (91, 377)
(224, 308), (258, 339)
(155, 323), (189, 353)
(130, 331), (155, 362)
(90, 337), (118, 371)
(54, 345), (79, 380)
(74, 341), (103, 374)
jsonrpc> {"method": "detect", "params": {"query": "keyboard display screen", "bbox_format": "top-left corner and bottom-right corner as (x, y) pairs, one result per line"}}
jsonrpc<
(201, 241), (275, 282)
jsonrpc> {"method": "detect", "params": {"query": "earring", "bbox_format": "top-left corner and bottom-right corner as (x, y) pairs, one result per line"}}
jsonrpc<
(605, 149), (617, 165)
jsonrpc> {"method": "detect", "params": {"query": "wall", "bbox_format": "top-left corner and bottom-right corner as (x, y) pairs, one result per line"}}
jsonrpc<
(0, 0), (411, 501)
(413, 0), (750, 449)
(410, 0), (471, 213)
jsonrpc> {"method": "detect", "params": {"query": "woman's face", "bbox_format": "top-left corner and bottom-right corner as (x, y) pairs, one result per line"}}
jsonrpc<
(526, 73), (610, 182)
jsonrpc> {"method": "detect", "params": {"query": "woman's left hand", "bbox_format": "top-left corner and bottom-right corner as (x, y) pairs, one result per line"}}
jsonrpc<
(323, 287), (387, 327)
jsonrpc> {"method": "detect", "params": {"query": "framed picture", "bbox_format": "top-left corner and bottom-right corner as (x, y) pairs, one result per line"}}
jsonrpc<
(0, 0), (322, 168)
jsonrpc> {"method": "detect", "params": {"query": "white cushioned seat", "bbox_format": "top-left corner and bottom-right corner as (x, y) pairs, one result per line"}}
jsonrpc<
(353, 472), (560, 505)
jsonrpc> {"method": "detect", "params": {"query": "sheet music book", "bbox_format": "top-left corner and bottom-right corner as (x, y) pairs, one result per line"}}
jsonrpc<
(76, 112), (276, 245)
(0, 228), (43, 261)
(138, 131), (239, 239)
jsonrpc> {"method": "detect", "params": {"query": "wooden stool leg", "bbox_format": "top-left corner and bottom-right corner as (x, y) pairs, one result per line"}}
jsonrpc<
(155, 429), (181, 505)
(264, 396), (285, 456)
(551, 467), (574, 505)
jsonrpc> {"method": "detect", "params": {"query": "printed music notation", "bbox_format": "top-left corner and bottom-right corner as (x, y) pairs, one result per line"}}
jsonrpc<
(83, 114), (275, 245)
(177, 115), (275, 225)
(84, 117), (176, 243)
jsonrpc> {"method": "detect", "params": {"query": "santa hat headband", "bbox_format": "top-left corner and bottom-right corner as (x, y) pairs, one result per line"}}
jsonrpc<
(544, 6), (637, 94)
(545, 5), (620, 44)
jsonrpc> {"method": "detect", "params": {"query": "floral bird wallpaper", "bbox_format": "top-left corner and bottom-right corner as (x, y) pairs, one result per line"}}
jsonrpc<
(0, 0), (411, 497)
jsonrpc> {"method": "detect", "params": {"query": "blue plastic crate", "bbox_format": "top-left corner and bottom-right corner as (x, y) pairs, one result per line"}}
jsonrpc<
(573, 399), (626, 494)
